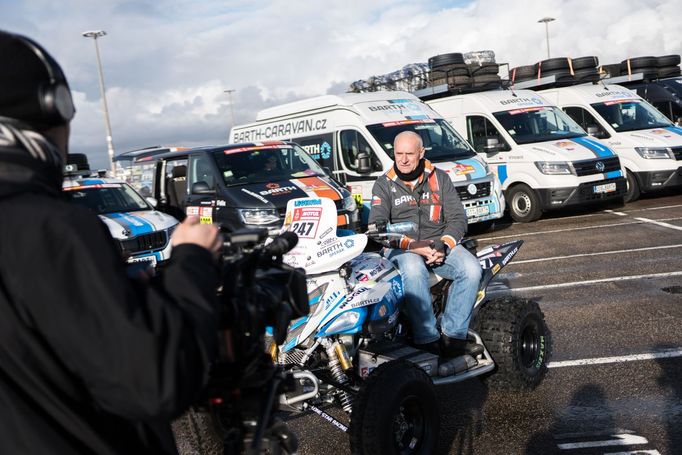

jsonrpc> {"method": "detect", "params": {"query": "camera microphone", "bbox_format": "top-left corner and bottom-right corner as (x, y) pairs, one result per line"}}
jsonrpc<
(265, 231), (299, 257)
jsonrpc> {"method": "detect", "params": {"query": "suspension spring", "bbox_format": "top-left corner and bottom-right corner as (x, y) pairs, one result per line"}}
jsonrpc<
(324, 340), (353, 413)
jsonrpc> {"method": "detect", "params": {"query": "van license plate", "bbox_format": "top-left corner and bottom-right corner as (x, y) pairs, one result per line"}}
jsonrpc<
(593, 183), (616, 194)
(466, 206), (490, 217)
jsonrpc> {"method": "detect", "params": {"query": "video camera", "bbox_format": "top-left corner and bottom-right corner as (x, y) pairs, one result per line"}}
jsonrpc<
(205, 228), (309, 454)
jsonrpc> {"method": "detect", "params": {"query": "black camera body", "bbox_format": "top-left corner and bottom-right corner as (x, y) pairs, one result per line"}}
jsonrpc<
(206, 228), (308, 454)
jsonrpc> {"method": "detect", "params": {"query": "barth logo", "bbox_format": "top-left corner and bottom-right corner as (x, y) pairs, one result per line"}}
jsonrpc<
(317, 243), (343, 257)
(394, 195), (414, 206)
(266, 182), (279, 189)
(260, 185), (296, 196)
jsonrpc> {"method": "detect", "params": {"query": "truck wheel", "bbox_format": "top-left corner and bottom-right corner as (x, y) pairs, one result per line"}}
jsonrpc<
(625, 170), (640, 203)
(474, 297), (552, 391)
(507, 184), (542, 222)
(350, 360), (439, 455)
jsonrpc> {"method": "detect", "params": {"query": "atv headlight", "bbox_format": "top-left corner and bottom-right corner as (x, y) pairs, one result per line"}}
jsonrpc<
(534, 161), (574, 175)
(323, 310), (362, 334)
(635, 147), (674, 159)
(342, 195), (357, 212)
(238, 208), (280, 225)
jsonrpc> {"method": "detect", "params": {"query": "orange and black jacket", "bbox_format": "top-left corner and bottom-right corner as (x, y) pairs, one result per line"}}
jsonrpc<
(368, 159), (467, 251)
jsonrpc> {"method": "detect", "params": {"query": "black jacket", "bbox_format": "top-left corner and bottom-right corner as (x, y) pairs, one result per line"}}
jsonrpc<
(0, 155), (220, 454)
(368, 159), (468, 250)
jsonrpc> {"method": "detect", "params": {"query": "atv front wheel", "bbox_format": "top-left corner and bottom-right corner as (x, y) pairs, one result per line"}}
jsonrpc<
(350, 360), (439, 455)
(474, 297), (552, 390)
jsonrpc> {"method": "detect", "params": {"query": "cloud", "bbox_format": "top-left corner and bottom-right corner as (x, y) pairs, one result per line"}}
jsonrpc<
(2, 0), (681, 169)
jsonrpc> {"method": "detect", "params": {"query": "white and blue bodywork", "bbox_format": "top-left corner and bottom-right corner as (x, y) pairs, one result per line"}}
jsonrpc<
(63, 177), (179, 268)
(279, 198), (403, 353)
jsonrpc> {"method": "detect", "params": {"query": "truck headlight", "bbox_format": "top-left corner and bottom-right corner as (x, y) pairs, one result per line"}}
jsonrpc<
(342, 195), (357, 212)
(534, 161), (574, 175)
(238, 208), (280, 225)
(634, 147), (673, 159)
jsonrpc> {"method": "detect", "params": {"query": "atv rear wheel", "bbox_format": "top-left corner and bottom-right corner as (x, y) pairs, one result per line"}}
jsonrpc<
(350, 360), (439, 455)
(474, 297), (551, 390)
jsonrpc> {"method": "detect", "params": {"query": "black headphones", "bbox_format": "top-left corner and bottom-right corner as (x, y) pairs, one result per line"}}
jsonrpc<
(14, 34), (76, 126)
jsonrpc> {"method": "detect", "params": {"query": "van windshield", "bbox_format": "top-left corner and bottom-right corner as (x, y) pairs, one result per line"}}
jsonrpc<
(213, 144), (326, 185)
(590, 99), (672, 132)
(366, 118), (475, 162)
(493, 106), (585, 145)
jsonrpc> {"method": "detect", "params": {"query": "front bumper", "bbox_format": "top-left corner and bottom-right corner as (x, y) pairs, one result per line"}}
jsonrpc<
(537, 177), (627, 210)
(636, 167), (682, 192)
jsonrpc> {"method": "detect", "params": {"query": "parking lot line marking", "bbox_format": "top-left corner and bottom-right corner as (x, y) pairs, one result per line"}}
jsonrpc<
(508, 270), (682, 293)
(634, 217), (682, 232)
(605, 451), (660, 455)
(549, 348), (682, 368)
(512, 244), (682, 264)
(604, 209), (628, 216)
(480, 217), (682, 241)
(556, 433), (648, 449)
(479, 221), (643, 241)
(622, 203), (682, 212)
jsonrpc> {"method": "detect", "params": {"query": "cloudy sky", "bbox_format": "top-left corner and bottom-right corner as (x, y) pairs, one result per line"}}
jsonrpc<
(2, 0), (680, 169)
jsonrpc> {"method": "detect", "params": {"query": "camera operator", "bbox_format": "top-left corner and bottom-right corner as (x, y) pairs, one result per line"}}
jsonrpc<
(0, 30), (222, 454)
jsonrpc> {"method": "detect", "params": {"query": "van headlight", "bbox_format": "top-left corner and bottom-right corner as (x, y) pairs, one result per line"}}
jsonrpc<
(635, 147), (674, 159)
(534, 161), (574, 175)
(342, 195), (357, 212)
(238, 208), (280, 225)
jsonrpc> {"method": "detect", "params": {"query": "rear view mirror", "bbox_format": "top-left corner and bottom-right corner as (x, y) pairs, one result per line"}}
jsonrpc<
(191, 181), (215, 195)
(483, 137), (504, 153)
(356, 152), (372, 174)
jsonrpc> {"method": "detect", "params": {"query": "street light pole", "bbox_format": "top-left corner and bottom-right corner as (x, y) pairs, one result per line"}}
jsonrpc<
(537, 17), (556, 59)
(82, 30), (115, 175)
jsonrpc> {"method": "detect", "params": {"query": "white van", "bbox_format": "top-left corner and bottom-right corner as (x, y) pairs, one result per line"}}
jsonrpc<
(425, 89), (626, 222)
(537, 83), (682, 202)
(230, 91), (505, 228)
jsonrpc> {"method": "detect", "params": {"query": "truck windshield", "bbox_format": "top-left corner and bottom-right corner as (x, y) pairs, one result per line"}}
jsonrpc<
(590, 99), (672, 132)
(213, 144), (326, 185)
(493, 106), (585, 145)
(366, 118), (475, 162)
(64, 183), (150, 214)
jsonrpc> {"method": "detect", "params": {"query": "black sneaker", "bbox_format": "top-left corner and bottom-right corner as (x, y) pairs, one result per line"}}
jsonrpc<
(440, 335), (484, 358)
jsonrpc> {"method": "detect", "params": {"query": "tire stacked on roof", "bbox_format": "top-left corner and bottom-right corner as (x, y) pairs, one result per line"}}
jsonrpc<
(428, 51), (501, 91)
(656, 54), (681, 78)
(570, 56), (601, 83)
(619, 56), (659, 80)
(510, 56), (600, 88)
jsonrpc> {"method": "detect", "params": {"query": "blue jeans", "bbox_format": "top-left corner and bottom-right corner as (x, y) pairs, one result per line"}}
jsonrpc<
(385, 245), (482, 344)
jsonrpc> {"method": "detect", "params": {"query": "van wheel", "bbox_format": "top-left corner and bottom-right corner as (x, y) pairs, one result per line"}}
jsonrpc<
(507, 184), (542, 222)
(625, 170), (640, 203)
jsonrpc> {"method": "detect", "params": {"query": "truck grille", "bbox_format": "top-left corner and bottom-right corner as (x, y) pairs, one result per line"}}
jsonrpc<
(455, 181), (491, 201)
(572, 156), (621, 176)
(118, 231), (168, 255)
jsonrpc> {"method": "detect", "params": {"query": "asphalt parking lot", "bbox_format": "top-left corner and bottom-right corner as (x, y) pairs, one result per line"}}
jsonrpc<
(287, 190), (682, 455)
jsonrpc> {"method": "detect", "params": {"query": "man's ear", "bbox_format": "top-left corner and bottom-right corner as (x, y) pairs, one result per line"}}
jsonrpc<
(419, 147), (425, 160)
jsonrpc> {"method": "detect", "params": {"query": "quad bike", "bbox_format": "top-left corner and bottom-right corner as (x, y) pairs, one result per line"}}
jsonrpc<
(272, 197), (552, 454)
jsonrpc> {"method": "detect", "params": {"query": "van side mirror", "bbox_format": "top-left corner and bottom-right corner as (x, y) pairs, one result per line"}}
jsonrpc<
(191, 181), (215, 195)
(145, 197), (158, 208)
(587, 125), (608, 139)
(483, 137), (504, 153)
(356, 152), (372, 174)
(676, 117), (682, 127)
(322, 166), (333, 176)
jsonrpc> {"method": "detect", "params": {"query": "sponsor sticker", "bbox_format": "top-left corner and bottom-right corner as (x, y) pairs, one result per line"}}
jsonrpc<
(294, 198), (322, 207)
